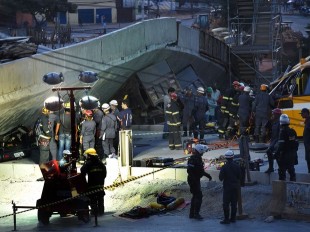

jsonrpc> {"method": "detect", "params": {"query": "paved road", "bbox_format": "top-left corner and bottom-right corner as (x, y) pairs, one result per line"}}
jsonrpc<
(1, 207), (310, 232)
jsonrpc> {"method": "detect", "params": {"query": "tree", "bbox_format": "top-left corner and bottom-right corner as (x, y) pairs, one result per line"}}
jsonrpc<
(0, 0), (77, 27)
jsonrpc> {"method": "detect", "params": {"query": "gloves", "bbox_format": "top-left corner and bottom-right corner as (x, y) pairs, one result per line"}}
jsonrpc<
(205, 173), (212, 181)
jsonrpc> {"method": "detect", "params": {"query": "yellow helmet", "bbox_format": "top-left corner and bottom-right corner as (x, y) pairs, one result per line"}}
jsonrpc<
(84, 148), (97, 156)
(63, 102), (76, 110)
(64, 102), (71, 109)
(42, 107), (50, 115)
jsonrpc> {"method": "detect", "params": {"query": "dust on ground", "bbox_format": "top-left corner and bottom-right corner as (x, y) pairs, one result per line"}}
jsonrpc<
(0, 179), (272, 219)
(0, 177), (273, 220)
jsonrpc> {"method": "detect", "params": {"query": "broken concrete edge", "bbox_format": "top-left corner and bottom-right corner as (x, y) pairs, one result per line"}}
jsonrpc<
(270, 180), (310, 222)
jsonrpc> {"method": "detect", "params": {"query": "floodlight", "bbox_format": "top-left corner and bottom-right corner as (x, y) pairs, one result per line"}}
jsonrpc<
(78, 71), (98, 83)
(43, 72), (64, 85)
(79, 95), (100, 110)
(44, 96), (64, 111)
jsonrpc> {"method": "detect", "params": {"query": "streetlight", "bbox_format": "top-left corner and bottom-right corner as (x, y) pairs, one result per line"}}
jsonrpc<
(43, 71), (99, 170)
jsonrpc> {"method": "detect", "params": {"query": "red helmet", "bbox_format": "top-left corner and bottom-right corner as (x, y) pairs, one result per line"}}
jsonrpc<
(272, 108), (282, 115)
(84, 110), (93, 117)
(232, 81), (240, 86)
(170, 93), (177, 100)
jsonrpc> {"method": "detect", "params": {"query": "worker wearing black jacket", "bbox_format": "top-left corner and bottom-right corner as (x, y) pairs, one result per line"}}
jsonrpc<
(166, 93), (182, 150)
(218, 81), (240, 138)
(275, 114), (298, 181)
(38, 107), (52, 164)
(265, 108), (282, 173)
(81, 148), (107, 216)
(187, 144), (212, 220)
(219, 150), (241, 224)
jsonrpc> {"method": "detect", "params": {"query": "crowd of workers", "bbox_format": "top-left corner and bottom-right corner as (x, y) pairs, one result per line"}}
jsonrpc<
(36, 98), (133, 164)
(163, 80), (310, 176)
(163, 80), (292, 144)
(34, 79), (310, 221)
(36, 97), (133, 216)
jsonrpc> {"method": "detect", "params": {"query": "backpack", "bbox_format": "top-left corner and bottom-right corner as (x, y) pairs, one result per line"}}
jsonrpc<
(288, 127), (299, 152)
(34, 117), (43, 145)
(34, 116), (51, 145)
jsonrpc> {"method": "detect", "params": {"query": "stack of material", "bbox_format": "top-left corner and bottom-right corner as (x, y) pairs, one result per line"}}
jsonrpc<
(0, 37), (38, 63)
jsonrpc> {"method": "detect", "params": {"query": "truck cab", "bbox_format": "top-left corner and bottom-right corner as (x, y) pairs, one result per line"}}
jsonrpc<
(270, 56), (310, 137)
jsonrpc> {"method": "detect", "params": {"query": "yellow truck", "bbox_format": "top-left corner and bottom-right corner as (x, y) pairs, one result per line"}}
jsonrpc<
(270, 56), (310, 137)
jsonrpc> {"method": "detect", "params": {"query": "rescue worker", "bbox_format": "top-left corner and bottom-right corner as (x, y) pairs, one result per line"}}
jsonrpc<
(238, 86), (252, 135)
(48, 110), (58, 160)
(110, 100), (120, 118)
(187, 144), (212, 220)
(163, 87), (176, 139)
(218, 81), (240, 139)
(38, 107), (52, 164)
(253, 84), (274, 143)
(55, 102), (78, 161)
(81, 148), (107, 216)
(211, 83), (221, 123)
(93, 106), (104, 160)
(265, 108), (282, 173)
(219, 150), (241, 224)
(101, 103), (117, 159)
(205, 87), (217, 123)
(80, 110), (96, 153)
(59, 150), (75, 174)
(179, 87), (195, 137)
(166, 93), (182, 150)
(300, 108), (310, 173)
(191, 87), (209, 140)
(109, 100), (120, 154)
(227, 82), (242, 137)
(118, 99), (133, 130)
(274, 114), (298, 181)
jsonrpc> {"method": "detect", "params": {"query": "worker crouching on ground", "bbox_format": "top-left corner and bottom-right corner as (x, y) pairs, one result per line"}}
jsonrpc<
(219, 150), (241, 224)
(187, 144), (212, 220)
(81, 148), (107, 216)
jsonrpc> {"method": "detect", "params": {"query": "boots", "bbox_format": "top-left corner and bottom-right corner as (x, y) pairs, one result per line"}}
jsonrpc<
(254, 135), (259, 143)
(220, 207), (230, 224)
(265, 156), (274, 173)
(189, 206), (203, 220)
(189, 204), (194, 219)
(230, 206), (237, 223)
(183, 126), (187, 137)
(193, 214), (203, 220)
(190, 199), (203, 220)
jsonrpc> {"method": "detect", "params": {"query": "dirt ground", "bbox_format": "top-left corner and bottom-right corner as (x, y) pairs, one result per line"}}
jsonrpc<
(0, 177), (273, 220)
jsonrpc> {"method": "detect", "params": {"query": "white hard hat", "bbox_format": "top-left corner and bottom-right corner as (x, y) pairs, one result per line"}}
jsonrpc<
(109, 100), (118, 106)
(194, 144), (209, 154)
(197, 87), (205, 94)
(63, 150), (72, 155)
(244, 86), (251, 92)
(280, 114), (290, 125)
(225, 150), (234, 159)
(102, 103), (110, 110)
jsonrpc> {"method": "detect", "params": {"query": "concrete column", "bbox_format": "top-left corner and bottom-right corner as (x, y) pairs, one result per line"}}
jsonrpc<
(270, 180), (287, 216)
(119, 130), (133, 179)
